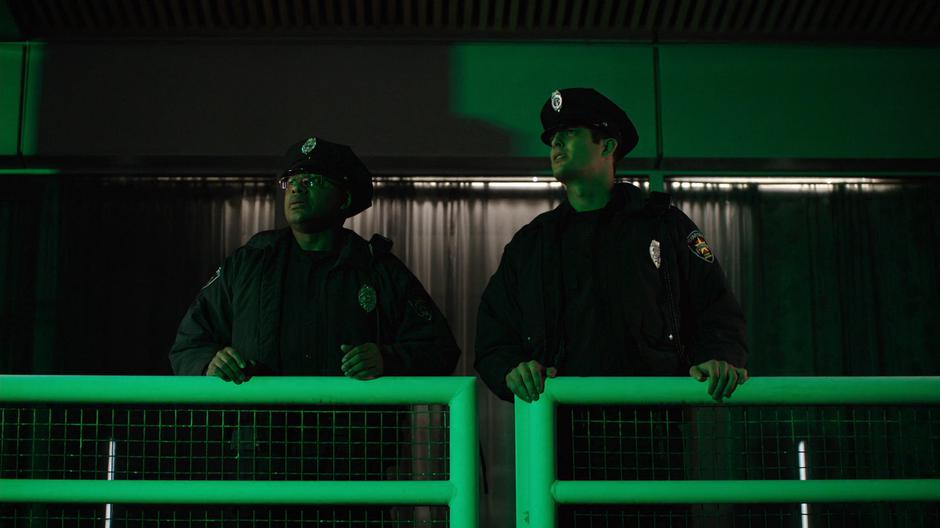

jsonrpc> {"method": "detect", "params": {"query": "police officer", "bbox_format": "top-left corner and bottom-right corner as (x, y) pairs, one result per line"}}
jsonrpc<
(168, 138), (461, 523)
(474, 88), (748, 404)
(171, 136), (460, 380)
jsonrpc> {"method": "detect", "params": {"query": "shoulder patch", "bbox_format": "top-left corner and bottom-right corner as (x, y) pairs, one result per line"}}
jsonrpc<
(408, 298), (433, 322)
(686, 230), (715, 263)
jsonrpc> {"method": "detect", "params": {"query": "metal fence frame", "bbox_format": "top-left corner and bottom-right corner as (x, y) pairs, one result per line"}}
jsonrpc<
(514, 376), (940, 527)
(0, 375), (479, 528)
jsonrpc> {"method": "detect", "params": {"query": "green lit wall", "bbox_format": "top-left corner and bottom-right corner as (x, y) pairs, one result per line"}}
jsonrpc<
(14, 42), (940, 169)
(449, 43), (940, 165)
(0, 42), (22, 158)
(450, 43), (657, 160)
(659, 45), (940, 160)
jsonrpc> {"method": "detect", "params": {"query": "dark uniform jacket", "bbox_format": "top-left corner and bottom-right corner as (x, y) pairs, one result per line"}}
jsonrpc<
(170, 227), (460, 377)
(474, 183), (747, 402)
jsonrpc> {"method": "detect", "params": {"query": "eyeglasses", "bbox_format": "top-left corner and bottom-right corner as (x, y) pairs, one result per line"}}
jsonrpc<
(277, 173), (338, 191)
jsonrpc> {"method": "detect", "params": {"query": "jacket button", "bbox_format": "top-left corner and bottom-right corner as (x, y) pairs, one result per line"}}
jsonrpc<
(305, 354), (311, 359)
(667, 334), (674, 341)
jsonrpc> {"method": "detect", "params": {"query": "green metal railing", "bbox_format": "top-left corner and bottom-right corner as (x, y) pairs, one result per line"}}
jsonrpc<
(0, 375), (478, 528)
(514, 377), (940, 527)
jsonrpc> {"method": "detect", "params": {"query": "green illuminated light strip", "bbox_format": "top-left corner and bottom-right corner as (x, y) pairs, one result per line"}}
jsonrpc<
(0, 375), (479, 528)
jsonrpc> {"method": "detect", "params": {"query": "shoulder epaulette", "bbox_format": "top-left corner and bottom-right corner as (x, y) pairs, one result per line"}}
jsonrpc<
(645, 191), (672, 215)
(245, 229), (284, 249)
(369, 234), (394, 257)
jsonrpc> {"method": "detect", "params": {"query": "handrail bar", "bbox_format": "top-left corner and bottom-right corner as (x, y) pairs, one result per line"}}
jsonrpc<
(515, 377), (940, 527)
(0, 375), (479, 528)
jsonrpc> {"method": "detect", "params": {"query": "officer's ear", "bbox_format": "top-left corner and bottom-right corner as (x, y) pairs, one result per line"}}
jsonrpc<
(602, 138), (619, 158)
(340, 191), (352, 211)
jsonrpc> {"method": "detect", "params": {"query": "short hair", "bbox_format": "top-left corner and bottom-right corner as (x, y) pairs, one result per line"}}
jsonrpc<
(589, 128), (619, 163)
(588, 127), (612, 144)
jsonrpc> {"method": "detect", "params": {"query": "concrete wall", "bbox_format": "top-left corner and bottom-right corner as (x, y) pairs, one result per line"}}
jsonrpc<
(2, 41), (938, 173)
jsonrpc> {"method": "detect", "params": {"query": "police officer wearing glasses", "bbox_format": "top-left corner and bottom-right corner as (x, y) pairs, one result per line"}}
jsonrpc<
(171, 136), (460, 380)
(169, 138), (459, 524)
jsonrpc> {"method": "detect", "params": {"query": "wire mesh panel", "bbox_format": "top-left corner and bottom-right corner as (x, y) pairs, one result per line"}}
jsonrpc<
(557, 406), (686, 481)
(1, 403), (452, 526)
(1, 405), (449, 481)
(0, 503), (450, 527)
(558, 502), (940, 528)
(556, 404), (940, 527)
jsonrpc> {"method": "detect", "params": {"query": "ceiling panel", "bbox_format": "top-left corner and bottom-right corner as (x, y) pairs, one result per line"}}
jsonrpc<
(4, 0), (938, 43)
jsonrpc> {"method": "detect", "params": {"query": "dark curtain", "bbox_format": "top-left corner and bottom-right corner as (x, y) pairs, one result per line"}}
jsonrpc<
(0, 176), (276, 375)
(672, 180), (939, 377)
(0, 178), (47, 374)
(1, 176), (938, 526)
(742, 181), (940, 376)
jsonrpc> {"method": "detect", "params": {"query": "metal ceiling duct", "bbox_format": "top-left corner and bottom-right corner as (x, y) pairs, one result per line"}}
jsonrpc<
(5, 0), (939, 43)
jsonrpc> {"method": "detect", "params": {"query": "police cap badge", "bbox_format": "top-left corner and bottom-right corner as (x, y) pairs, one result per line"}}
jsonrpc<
(280, 136), (374, 218)
(539, 87), (639, 162)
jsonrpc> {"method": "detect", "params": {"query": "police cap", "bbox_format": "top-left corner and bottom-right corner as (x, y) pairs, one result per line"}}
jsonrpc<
(539, 88), (639, 162)
(280, 136), (373, 218)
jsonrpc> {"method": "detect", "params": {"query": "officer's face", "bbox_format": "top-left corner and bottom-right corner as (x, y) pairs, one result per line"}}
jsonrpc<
(549, 127), (614, 183)
(281, 173), (349, 232)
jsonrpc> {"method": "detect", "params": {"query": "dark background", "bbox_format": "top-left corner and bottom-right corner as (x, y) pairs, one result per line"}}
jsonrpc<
(1, 1), (939, 525)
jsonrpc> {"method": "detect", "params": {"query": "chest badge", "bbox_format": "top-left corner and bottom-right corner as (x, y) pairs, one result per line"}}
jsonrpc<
(649, 240), (661, 269)
(358, 284), (377, 313)
(687, 230), (715, 263)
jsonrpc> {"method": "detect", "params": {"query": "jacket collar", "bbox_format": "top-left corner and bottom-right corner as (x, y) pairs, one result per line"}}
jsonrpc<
(271, 227), (373, 271)
(332, 228), (374, 271)
(557, 181), (645, 217)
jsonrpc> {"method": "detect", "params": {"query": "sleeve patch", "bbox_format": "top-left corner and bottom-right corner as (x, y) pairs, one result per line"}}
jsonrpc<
(686, 230), (715, 263)
(408, 298), (433, 322)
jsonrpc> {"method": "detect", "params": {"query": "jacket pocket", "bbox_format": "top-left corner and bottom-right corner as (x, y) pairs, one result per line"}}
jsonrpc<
(639, 314), (684, 376)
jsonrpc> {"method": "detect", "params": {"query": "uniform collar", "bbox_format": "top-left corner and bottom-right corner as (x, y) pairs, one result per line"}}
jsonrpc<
(557, 181), (645, 221)
(611, 181), (646, 213)
(273, 227), (373, 270)
(331, 228), (374, 270)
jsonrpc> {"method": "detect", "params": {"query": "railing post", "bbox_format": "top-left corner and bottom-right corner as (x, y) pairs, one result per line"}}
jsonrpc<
(449, 378), (479, 528)
(0, 376), (480, 525)
(513, 377), (940, 526)
(514, 396), (530, 526)
(526, 390), (557, 528)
